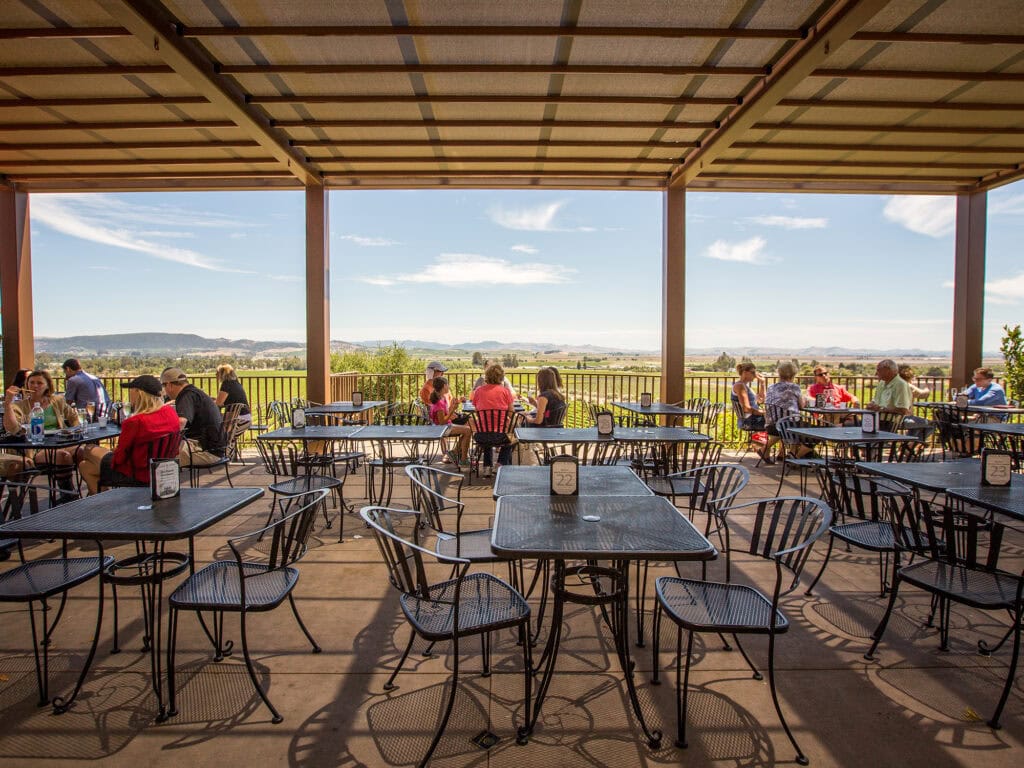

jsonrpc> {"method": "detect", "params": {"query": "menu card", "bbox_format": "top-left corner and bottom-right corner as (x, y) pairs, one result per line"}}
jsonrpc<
(550, 455), (579, 496)
(639, 392), (653, 408)
(351, 391), (363, 407)
(150, 458), (180, 500)
(981, 449), (1013, 486)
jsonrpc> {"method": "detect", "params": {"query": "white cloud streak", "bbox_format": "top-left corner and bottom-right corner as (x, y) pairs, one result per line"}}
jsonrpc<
(510, 244), (538, 254)
(340, 234), (399, 247)
(361, 253), (574, 287)
(883, 196), (955, 238)
(747, 215), (828, 230)
(488, 201), (566, 231)
(32, 194), (252, 274)
(990, 194), (1024, 216)
(704, 236), (772, 265)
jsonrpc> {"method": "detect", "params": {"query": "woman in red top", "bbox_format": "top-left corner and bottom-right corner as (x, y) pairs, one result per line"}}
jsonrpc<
(470, 362), (515, 473)
(78, 375), (181, 495)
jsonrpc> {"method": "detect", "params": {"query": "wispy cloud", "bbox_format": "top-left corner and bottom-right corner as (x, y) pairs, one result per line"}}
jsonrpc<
(883, 196), (955, 238)
(32, 194), (253, 274)
(991, 194), (1024, 216)
(340, 234), (399, 247)
(747, 215), (827, 230)
(510, 244), (538, 254)
(705, 236), (772, 265)
(361, 253), (574, 287)
(488, 201), (567, 231)
(944, 273), (1023, 305)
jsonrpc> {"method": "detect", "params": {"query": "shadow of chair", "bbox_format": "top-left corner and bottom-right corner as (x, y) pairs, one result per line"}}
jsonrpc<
(167, 488), (328, 724)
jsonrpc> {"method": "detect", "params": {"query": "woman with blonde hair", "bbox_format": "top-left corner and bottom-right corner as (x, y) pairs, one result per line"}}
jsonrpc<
(215, 363), (251, 427)
(78, 375), (180, 495)
(731, 362), (766, 431)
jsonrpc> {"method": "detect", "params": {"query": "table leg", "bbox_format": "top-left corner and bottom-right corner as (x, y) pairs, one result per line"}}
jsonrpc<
(52, 543), (106, 714)
(615, 560), (662, 748)
(517, 561), (566, 743)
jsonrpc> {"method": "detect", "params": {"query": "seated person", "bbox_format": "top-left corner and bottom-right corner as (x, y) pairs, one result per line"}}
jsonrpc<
(0, 368), (34, 479)
(61, 358), (110, 412)
(419, 361), (448, 406)
(470, 362), (515, 474)
(215, 363), (252, 428)
(160, 368), (226, 466)
(3, 370), (78, 489)
(428, 377), (471, 467)
(731, 362), (766, 431)
(77, 375), (181, 495)
(808, 367), (859, 406)
(898, 365), (931, 398)
(473, 358), (517, 396)
(867, 359), (913, 425)
(522, 367), (566, 427)
(964, 367), (1007, 407)
(765, 361), (812, 460)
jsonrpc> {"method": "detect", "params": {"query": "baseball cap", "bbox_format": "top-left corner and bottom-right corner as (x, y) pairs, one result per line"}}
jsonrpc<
(125, 374), (163, 396)
(160, 367), (189, 386)
(426, 361), (448, 372)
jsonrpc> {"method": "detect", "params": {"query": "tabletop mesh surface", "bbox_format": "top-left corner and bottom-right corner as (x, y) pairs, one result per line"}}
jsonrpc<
(946, 486), (1024, 520)
(857, 460), (982, 493)
(494, 466), (652, 497)
(493, 496), (714, 560)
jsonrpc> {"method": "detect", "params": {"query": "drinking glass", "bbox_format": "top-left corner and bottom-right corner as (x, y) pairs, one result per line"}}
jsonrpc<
(86, 401), (96, 422)
(122, 402), (133, 419)
(77, 409), (88, 430)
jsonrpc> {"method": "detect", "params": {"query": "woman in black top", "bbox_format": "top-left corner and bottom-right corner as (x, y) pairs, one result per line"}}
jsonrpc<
(215, 364), (251, 426)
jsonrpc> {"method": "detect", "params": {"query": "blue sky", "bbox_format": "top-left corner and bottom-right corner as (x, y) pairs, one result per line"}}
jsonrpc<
(28, 182), (1024, 353)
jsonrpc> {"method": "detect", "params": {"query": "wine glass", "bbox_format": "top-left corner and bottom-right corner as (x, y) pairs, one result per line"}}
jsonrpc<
(86, 401), (96, 423)
(76, 408), (88, 430)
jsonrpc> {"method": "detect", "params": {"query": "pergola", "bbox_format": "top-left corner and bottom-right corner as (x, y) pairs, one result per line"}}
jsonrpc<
(1, 0), (1022, 401)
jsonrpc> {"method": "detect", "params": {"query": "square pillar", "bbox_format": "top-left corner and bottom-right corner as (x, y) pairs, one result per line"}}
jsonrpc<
(661, 188), (686, 405)
(951, 191), (986, 387)
(0, 186), (34, 384)
(305, 184), (330, 404)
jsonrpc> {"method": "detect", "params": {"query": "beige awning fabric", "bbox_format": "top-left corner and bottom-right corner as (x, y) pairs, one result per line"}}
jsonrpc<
(0, 0), (1021, 194)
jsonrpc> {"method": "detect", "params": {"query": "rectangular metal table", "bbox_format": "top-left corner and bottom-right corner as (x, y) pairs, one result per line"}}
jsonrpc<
(856, 458), (983, 494)
(258, 425), (366, 441)
(789, 426), (918, 460)
(0, 486), (264, 719)
(492, 465), (653, 498)
(347, 425), (449, 503)
(946, 485), (1024, 527)
(492, 494), (716, 748)
(962, 422), (1024, 437)
(305, 401), (387, 416)
(611, 401), (700, 417)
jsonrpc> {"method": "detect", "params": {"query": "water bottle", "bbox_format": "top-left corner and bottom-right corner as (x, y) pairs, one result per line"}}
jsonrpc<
(29, 402), (44, 443)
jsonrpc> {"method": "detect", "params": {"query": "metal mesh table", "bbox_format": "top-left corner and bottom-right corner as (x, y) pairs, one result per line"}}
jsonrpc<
(492, 465), (653, 498)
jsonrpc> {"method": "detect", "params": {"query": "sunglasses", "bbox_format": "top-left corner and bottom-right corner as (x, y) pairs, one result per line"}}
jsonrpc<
(814, 371), (828, 376)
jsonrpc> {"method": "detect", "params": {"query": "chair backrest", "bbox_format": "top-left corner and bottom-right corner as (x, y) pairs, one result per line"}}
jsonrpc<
(672, 463), (750, 515)
(387, 411), (427, 426)
(723, 496), (832, 595)
(406, 464), (464, 534)
(256, 439), (301, 479)
(765, 402), (796, 426)
(775, 413), (827, 448)
(891, 493), (1005, 571)
(816, 462), (900, 523)
(361, 506), (469, 599)
(470, 408), (516, 436)
(879, 412), (905, 432)
(545, 398), (568, 428)
(731, 399), (754, 432)
(683, 397), (710, 412)
(662, 440), (724, 475)
(931, 403), (978, 457)
(268, 400), (292, 429)
(228, 489), (328, 589)
(699, 401), (725, 430)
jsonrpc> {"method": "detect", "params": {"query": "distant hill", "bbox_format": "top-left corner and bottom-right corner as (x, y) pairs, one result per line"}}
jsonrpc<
(34, 333), (304, 357)
(352, 339), (641, 354)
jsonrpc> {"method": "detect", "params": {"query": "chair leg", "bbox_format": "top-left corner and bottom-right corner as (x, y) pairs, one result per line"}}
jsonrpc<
(676, 628), (693, 750)
(421, 633), (460, 768)
(26, 599), (48, 706)
(238, 609), (283, 724)
(109, 581), (121, 653)
(634, 560), (649, 648)
(385, 629), (416, 691)
(167, 607), (179, 717)
(864, 575), (903, 660)
(650, 597), (663, 685)
(288, 593), (322, 653)
(481, 631), (491, 677)
(804, 534), (836, 596)
(767, 631), (808, 765)
(731, 634), (763, 680)
(988, 606), (1021, 729)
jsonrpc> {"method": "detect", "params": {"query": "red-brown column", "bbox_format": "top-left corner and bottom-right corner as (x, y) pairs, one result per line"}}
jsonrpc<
(661, 187), (686, 405)
(306, 184), (330, 404)
(0, 186), (34, 384)
(951, 191), (986, 387)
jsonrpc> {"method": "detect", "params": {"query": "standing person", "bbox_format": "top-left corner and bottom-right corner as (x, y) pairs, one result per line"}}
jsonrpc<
(2, 370), (79, 489)
(963, 367), (1008, 407)
(215, 363), (252, 428)
(61, 358), (110, 411)
(807, 367), (859, 406)
(419, 361), (448, 406)
(470, 362), (515, 475)
(160, 368), (225, 467)
(522, 367), (566, 427)
(867, 359), (912, 416)
(731, 362), (766, 431)
(428, 377), (471, 467)
(77, 375), (181, 495)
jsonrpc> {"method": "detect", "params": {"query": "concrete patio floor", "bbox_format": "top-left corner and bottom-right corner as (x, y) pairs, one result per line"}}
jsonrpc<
(0, 450), (1021, 767)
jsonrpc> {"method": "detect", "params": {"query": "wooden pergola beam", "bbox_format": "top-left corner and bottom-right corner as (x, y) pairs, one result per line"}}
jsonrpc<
(251, 94), (739, 107)
(730, 141), (1024, 154)
(712, 158), (1019, 171)
(0, 157), (278, 168)
(184, 25), (803, 40)
(812, 68), (1024, 81)
(274, 119), (717, 130)
(776, 99), (1024, 111)
(0, 120), (235, 132)
(222, 63), (767, 76)
(321, 170), (668, 179)
(0, 140), (261, 150)
(312, 156), (679, 166)
(0, 65), (174, 76)
(751, 122), (1024, 135)
(0, 97), (208, 108)
(295, 139), (700, 149)
(98, 0), (320, 187)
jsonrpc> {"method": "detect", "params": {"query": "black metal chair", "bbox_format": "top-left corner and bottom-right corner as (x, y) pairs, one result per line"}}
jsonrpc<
(406, 463), (498, 564)
(643, 441), (724, 500)
(366, 412), (430, 504)
(182, 432), (233, 489)
(0, 480), (112, 708)
(255, 439), (344, 540)
(865, 495), (1023, 729)
(773, 414), (828, 495)
(652, 496), (832, 764)
(697, 401), (725, 435)
(361, 505), (533, 767)
(167, 488), (328, 724)
(932, 403), (981, 459)
(731, 399), (766, 466)
(468, 408), (517, 482)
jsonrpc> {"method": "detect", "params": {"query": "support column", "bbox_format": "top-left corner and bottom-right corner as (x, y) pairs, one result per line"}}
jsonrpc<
(951, 191), (986, 387)
(305, 184), (330, 404)
(661, 188), (686, 405)
(0, 186), (34, 385)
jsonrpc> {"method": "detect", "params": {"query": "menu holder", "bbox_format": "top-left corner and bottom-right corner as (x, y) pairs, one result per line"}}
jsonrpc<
(351, 391), (363, 407)
(150, 457), (181, 500)
(981, 448), (1013, 486)
(639, 392), (653, 408)
(814, 393), (825, 408)
(549, 454), (579, 496)
(955, 393), (969, 409)
(861, 411), (879, 434)
(596, 412), (614, 437)
(292, 407), (306, 429)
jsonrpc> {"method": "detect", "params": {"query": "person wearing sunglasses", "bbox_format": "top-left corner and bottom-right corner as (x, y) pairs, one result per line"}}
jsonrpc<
(807, 367), (859, 407)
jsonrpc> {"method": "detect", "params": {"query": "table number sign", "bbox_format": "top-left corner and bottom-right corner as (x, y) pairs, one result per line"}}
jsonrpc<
(150, 458), (180, 500)
(596, 412), (614, 436)
(981, 448), (1014, 486)
(292, 406), (306, 429)
(639, 392), (653, 408)
(549, 455), (579, 496)
(861, 411), (879, 433)
(955, 393), (969, 409)
(351, 391), (363, 407)
(815, 393), (825, 408)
